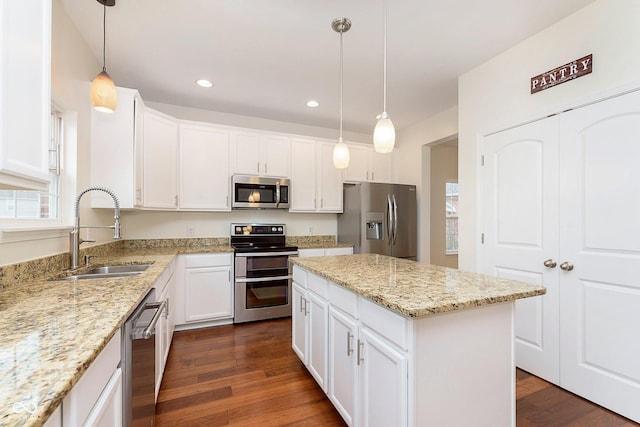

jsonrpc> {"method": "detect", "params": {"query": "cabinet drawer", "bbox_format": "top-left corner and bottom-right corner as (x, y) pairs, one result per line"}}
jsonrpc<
(293, 265), (307, 287)
(360, 298), (408, 350)
(328, 282), (358, 318)
(63, 331), (121, 426)
(308, 274), (328, 298)
(184, 253), (232, 268)
(299, 248), (326, 257)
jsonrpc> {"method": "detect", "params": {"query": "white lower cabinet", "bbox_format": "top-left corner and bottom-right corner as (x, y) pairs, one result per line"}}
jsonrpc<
(154, 260), (176, 400)
(175, 253), (234, 327)
(62, 331), (122, 427)
(327, 307), (358, 426)
(292, 279), (329, 391)
(358, 327), (408, 427)
(300, 266), (410, 427)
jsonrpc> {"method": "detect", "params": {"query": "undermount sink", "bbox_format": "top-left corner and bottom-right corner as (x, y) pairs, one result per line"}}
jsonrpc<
(50, 264), (152, 281)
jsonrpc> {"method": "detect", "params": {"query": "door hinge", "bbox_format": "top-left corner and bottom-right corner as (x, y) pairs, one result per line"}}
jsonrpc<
(481, 233), (485, 244)
(481, 155), (485, 166)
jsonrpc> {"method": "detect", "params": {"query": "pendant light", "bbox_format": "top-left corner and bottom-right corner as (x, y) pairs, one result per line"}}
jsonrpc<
(90, 0), (117, 113)
(332, 18), (351, 169)
(373, 0), (395, 153)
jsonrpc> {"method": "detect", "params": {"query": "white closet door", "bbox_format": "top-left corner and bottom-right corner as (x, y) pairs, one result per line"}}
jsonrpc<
(482, 117), (560, 383)
(559, 90), (640, 423)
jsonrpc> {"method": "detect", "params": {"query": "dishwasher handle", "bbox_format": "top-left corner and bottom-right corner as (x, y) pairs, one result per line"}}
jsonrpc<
(131, 300), (167, 340)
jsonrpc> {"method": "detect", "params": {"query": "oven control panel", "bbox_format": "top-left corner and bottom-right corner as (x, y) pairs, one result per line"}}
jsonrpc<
(231, 223), (285, 236)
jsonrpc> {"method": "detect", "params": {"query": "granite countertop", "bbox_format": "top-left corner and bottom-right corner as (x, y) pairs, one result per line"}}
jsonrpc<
(0, 244), (232, 427)
(290, 253), (546, 318)
(0, 235), (354, 426)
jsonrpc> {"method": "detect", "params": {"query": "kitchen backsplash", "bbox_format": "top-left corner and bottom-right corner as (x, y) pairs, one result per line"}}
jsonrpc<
(0, 235), (339, 290)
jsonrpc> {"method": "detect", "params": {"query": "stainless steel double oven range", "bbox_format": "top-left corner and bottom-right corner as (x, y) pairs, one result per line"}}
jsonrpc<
(231, 223), (298, 323)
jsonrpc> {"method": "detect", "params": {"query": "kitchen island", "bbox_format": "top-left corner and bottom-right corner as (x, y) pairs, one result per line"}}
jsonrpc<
(289, 254), (546, 427)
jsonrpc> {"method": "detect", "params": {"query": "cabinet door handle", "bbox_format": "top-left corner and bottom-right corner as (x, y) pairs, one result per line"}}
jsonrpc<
(357, 339), (364, 365)
(347, 332), (354, 356)
(265, 163), (268, 174)
(543, 259), (557, 268)
(560, 261), (574, 271)
(257, 162), (260, 173)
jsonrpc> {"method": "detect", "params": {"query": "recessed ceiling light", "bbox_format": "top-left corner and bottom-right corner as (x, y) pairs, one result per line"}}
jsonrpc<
(306, 100), (320, 108)
(196, 79), (213, 88)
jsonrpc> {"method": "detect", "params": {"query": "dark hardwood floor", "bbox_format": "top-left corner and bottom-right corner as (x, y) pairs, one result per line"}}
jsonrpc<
(156, 318), (637, 427)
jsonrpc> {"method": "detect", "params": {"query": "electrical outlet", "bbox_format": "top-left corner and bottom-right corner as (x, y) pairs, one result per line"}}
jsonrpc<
(308, 226), (313, 235)
(186, 226), (195, 237)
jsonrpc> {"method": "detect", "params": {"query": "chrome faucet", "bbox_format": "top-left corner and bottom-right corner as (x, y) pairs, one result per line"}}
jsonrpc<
(69, 186), (121, 269)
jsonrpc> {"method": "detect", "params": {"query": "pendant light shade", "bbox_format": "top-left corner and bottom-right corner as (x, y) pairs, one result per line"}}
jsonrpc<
(332, 18), (351, 169)
(91, 70), (117, 113)
(373, 113), (395, 153)
(91, 0), (117, 113)
(333, 138), (350, 169)
(373, 0), (395, 153)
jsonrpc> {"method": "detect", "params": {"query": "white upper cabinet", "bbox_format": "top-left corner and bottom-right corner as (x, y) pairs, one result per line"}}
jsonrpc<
(290, 138), (317, 211)
(0, 0), (51, 191)
(344, 143), (396, 183)
(141, 108), (178, 209)
(317, 141), (344, 212)
(231, 131), (289, 177)
(91, 87), (142, 209)
(179, 122), (230, 211)
(290, 139), (344, 213)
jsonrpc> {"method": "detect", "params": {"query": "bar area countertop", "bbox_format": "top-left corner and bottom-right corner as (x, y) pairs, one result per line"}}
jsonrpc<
(289, 253), (546, 317)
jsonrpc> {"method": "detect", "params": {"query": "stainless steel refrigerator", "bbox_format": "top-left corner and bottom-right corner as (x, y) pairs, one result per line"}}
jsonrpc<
(338, 182), (417, 259)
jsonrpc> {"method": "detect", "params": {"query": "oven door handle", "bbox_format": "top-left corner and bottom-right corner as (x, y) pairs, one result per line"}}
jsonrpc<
(235, 251), (299, 257)
(236, 275), (292, 283)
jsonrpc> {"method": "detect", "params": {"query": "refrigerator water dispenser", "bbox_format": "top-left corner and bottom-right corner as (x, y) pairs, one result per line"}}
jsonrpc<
(366, 212), (384, 240)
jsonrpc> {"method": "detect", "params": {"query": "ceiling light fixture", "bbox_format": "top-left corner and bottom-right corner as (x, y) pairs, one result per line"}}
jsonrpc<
(306, 100), (320, 108)
(332, 18), (351, 169)
(196, 79), (214, 88)
(373, 0), (395, 153)
(90, 0), (117, 113)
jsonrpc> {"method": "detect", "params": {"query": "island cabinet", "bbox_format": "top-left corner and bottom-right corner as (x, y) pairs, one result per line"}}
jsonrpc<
(291, 255), (544, 427)
(154, 258), (176, 400)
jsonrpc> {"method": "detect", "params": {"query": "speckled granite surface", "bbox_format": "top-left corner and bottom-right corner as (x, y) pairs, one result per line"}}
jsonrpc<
(290, 254), (546, 318)
(0, 241), (233, 427)
(0, 236), (351, 426)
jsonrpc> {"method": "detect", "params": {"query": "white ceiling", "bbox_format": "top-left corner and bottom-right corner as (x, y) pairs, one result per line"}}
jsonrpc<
(61, 0), (595, 134)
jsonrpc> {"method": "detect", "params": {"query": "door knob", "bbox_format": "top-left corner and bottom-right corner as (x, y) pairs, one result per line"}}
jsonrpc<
(543, 259), (557, 269)
(560, 261), (574, 271)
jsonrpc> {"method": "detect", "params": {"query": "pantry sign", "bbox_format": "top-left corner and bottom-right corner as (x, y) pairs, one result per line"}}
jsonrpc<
(531, 54), (592, 94)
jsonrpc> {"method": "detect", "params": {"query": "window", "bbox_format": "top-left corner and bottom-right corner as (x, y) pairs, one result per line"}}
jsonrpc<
(0, 107), (62, 220)
(445, 181), (458, 254)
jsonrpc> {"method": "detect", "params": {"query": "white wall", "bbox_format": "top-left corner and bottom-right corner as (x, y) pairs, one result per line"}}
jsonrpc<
(396, 106), (458, 261)
(458, 0), (640, 271)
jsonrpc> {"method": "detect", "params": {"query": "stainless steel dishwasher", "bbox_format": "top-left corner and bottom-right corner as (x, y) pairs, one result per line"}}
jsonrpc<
(122, 289), (166, 427)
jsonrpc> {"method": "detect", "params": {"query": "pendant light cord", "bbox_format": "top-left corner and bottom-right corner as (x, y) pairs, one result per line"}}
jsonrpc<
(102, 2), (107, 72)
(339, 28), (344, 141)
(382, 0), (387, 113)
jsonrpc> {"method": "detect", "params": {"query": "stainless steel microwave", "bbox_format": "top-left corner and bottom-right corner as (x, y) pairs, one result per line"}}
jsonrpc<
(232, 175), (290, 209)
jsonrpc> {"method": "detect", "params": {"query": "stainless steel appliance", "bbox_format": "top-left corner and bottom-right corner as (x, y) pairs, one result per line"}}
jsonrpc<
(338, 182), (417, 259)
(122, 289), (167, 427)
(231, 223), (298, 323)
(232, 175), (290, 209)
